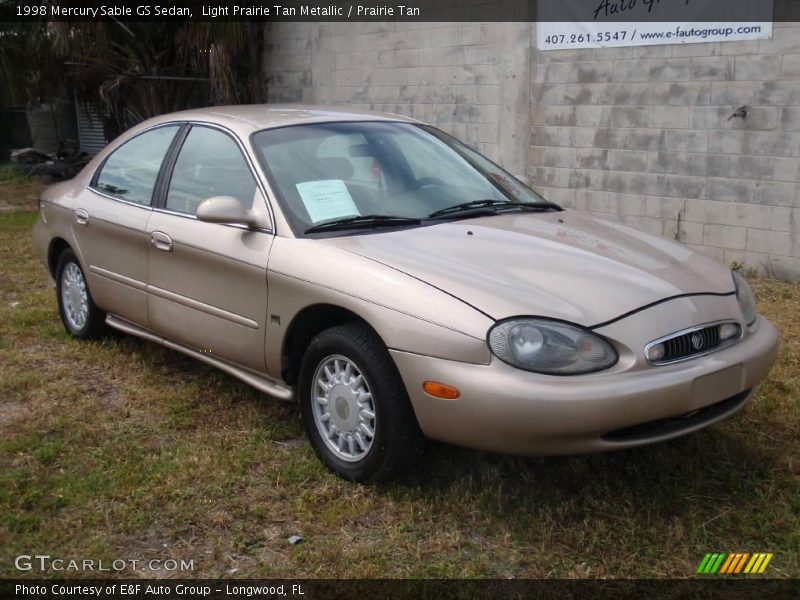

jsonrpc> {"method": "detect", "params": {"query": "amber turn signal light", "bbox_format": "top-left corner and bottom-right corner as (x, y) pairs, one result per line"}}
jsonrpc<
(423, 381), (460, 399)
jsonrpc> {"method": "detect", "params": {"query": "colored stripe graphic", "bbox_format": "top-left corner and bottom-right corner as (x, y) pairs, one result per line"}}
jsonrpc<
(710, 553), (726, 573)
(696, 553), (713, 574)
(758, 553), (773, 573)
(719, 553), (736, 574)
(734, 553), (750, 573)
(725, 553), (748, 573)
(697, 553), (727, 574)
(744, 554), (760, 574)
(700, 552), (773, 575)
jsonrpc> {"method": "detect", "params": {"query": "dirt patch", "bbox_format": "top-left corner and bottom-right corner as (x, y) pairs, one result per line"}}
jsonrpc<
(0, 400), (29, 426)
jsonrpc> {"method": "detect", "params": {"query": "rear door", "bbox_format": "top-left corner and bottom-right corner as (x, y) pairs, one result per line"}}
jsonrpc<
(76, 124), (182, 326)
(145, 124), (273, 372)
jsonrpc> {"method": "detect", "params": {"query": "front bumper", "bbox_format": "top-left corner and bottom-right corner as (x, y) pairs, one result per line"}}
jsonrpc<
(390, 314), (779, 456)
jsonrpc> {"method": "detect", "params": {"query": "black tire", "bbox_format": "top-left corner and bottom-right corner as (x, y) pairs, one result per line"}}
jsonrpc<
(55, 248), (105, 339)
(298, 323), (425, 482)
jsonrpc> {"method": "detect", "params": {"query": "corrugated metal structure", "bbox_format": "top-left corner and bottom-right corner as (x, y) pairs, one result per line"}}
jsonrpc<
(75, 101), (107, 155)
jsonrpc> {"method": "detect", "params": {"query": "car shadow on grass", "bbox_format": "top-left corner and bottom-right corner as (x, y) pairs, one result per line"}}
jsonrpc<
(388, 426), (782, 528)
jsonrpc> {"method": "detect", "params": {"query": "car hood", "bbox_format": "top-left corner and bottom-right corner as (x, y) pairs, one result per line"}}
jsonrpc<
(319, 211), (735, 326)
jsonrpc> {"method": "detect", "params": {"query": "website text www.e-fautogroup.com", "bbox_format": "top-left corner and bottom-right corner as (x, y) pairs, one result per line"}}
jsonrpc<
(14, 554), (194, 573)
(539, 22), (767, 50)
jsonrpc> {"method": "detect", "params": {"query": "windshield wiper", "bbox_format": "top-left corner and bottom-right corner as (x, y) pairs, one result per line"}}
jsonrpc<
(495, 201), (562, 212)
(427, 199), (562, 219)
(304, 214), (421, 234)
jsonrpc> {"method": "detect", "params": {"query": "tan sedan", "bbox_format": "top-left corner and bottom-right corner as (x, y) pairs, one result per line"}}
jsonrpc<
(32, 106), (779, 481)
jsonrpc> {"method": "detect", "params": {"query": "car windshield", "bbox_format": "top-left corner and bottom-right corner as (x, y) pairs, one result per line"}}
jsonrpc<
(251, 121), (550, 235)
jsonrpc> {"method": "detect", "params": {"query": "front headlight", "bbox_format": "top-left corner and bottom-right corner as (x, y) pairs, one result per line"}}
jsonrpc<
(732, 270), (757, 326)
(488, 318), (618, 375)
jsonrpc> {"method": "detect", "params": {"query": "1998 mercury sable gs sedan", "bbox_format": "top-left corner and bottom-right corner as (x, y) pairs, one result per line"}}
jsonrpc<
(33, 106), (779, 481)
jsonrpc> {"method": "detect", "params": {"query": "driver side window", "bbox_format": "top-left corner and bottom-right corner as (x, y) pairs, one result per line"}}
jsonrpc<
(166, 126), (257, 215)
(94, 125), (179, 205)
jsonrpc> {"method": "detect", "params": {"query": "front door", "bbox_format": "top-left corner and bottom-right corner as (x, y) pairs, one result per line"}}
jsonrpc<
(145, 125), (273, 372)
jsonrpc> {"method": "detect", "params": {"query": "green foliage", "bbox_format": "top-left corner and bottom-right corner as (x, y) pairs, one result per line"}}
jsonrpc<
(0, 164), (32, 183)
(0, 22), (62, 108)
(0, 21), (264, 129)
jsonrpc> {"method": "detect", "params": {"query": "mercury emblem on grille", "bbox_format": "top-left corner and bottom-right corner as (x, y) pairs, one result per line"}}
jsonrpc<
(691, 332), (705, 350)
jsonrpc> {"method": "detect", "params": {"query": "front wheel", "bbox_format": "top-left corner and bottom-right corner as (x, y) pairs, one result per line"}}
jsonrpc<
(55, 248), (105, 339)
(298, 323), (424, 482)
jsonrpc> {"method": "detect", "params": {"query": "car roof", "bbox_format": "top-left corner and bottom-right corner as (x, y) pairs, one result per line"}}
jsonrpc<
(150, 104), (420, 134)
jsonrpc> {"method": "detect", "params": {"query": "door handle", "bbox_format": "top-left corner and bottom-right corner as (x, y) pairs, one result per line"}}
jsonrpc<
(74, 209), (89, 226)
(150, 231), (173, 252)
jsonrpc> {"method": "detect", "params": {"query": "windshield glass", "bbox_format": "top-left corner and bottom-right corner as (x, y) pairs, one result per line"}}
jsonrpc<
(251, 122), (548, 234)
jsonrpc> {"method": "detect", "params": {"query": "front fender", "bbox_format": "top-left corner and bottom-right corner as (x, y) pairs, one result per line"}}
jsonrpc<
(264, 237), (493, 378)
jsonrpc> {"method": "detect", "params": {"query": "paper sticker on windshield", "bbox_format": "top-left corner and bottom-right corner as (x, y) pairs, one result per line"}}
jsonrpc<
(296, 179), (359, 223)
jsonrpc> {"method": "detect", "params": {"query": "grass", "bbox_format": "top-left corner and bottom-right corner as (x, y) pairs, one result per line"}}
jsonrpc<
(0, 180), (798, 579)
(0, 165), (47, 212)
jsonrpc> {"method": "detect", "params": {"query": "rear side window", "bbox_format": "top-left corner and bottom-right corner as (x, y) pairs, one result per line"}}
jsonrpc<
(94, 125), (179, 206)
(166, 126), (256, 215)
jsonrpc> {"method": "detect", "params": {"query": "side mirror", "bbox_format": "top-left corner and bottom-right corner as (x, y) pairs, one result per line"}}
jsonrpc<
(196, 196), (264, 228)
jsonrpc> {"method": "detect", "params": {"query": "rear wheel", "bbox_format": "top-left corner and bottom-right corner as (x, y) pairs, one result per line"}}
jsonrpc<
(299, 323), (424, 482)
(55, 248), (105, 339)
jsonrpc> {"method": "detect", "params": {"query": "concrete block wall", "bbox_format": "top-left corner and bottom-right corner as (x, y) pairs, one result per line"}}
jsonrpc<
(530, 23), (800, 279)
(263, 21), (531, 175)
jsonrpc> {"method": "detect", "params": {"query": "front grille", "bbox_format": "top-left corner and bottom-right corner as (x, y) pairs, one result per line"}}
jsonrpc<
(662, 325), (720, 362)
(645, 321), (741, 366)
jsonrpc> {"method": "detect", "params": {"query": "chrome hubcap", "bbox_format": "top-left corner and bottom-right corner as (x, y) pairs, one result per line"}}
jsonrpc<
(61, 262), (89, 330)
(312, 355), (376, 462)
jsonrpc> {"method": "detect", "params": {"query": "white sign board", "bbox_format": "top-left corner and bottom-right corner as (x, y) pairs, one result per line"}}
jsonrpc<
(537, 21), (772, 51)
(536, 0), (773, 51)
